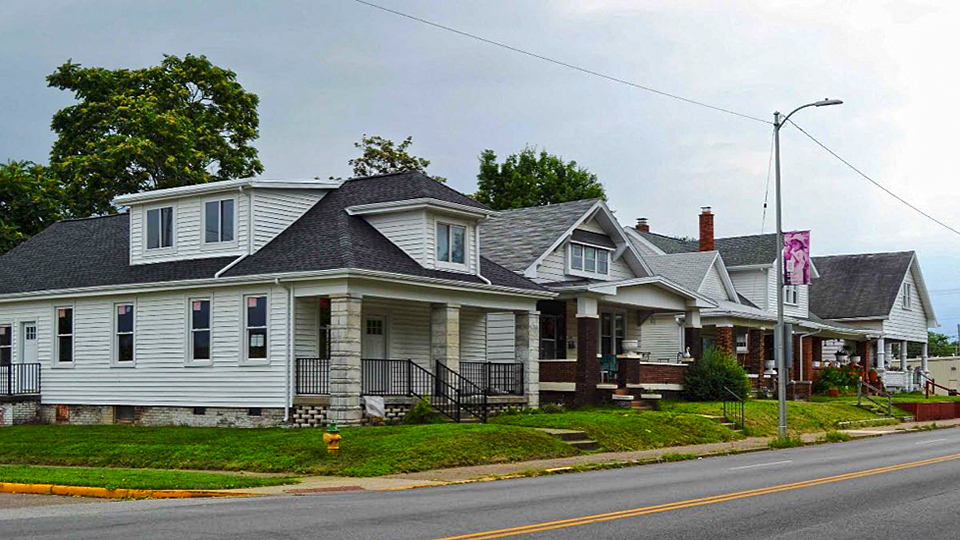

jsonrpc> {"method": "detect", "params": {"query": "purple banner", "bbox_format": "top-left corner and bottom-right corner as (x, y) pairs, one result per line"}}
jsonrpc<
(783, 231), (811, 286)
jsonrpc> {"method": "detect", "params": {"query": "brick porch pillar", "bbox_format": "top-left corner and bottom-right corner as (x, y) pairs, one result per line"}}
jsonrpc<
(431, 303), (460, 372)
(747, 328), (764, 374)
(329, 293), (362, 426)
(684, 308), (703, 360)
(859, 340), (872, 373)
(791, 334), (802, 381)
(801, 336), (814, 382)
(574, 296), (600, 407)
(716, 325), (735, 356)
(515, 310), (540, 409)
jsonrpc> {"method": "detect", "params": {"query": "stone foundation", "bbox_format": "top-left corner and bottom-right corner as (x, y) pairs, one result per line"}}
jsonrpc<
(39, 404), (284, 428)
(0, 397), (41, 426)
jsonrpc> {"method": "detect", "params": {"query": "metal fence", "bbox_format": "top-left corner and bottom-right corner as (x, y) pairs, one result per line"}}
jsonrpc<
(1, 363), (41, 396)
(295, 358), (330, 395)
(460, 362), (524, 396)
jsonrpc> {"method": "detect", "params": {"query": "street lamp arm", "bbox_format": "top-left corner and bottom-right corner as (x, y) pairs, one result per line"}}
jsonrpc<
(776, 99), (843, 128)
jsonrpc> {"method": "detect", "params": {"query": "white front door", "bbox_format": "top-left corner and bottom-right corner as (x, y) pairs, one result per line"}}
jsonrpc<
(20, 322), (37, 363)
(362, 316), (387, 359)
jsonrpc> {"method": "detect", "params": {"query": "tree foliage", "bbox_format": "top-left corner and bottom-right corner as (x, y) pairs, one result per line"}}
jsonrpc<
(474, 146), (606, 210)
(0, 161), (63, 255)
(47, 54), (264, 217)
(683, 347), (750, 401)
(909, 332), (957, 358)
(345, 134), (444, 182)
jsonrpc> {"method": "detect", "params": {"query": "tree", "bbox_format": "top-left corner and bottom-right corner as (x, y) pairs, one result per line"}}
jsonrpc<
(909, 332), (957, 358)
(345, 134), (444, 182)
(47, 54), (263, 217)
(474, 146), (606, 210)
(0, 161), (63, 255)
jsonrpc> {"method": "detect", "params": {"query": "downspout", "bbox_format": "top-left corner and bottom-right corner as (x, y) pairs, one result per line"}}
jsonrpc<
(213, 185), (254, 278)
(798, 329), (822, 381)
(475, 221), (491, 285)
(276, 277), (294, 422)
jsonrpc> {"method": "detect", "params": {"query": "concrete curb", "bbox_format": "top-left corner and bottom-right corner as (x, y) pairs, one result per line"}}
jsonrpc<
(0, 482), (254, 499)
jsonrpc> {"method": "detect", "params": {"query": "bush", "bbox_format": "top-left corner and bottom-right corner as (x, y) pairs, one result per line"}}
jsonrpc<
(683, 347), (750, 401)
(540, 402), (566, 414)
(812, 365), (861, 395)
(402, 398), (444, 425)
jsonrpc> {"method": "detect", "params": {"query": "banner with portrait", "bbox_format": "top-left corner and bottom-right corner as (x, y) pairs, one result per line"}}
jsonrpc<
(783, 230), (811, 286)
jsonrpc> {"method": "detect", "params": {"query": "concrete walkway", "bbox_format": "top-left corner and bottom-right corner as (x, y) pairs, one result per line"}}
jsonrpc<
(234, 417), (960, 496)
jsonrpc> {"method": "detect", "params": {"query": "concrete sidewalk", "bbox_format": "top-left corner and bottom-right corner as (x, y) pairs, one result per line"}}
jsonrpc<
(234, 417), (960, 496)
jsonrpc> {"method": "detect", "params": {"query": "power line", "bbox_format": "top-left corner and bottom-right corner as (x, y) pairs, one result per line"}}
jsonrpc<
(351, 0), (771, 125)
(760, 130), (775, 233)
(788, 119), (960, 238)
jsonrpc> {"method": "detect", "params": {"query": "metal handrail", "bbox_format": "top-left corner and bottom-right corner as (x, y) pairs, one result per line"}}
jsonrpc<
(721, 386), (745, 430)
(436, 361), (488, 422)
(858, 377), (892, 416)
(295, 358), (330, 395)
(459, 361), (524, 396)
(920, 373), (958, 398)
(1, 363), (41, 396)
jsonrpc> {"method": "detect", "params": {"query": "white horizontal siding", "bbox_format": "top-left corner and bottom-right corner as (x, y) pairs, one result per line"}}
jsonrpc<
(252, 189), (325, 251)
(700, 264), (729, 301)
(535, 243), (634, 283)
(362, 298), (431, 366)
(294, 297), (320, 358)
(486, 312), (516, 362)
(460, 306), (487, 362)
(364, 210), (426, 264)
(730, 268), (768, 309)
(424, 212), (478, 274)
(883, 263), (929, 342)
(577, 219), (605, 234)
(640, 315), (682, 362)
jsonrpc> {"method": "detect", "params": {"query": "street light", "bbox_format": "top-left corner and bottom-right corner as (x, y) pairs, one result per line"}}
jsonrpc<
(773, 98), (842, 439)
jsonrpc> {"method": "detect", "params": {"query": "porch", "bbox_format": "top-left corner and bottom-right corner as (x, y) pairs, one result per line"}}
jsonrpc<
(0, 363), (40, 426)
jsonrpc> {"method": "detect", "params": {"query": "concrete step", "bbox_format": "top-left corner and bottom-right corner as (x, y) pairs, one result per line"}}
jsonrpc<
(631, 401), (654, 410)
(535, 428), (590, 442)
(568, 439), (601, 451)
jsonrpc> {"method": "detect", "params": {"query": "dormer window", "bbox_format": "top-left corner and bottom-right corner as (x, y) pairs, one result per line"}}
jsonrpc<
(437, 222), (466, 265)
(146, 206), (174, 250)
(569, 243), (609, 276)
(204, 199), (235, 244)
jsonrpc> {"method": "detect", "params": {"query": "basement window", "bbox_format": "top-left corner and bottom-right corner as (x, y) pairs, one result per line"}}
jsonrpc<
(115, 406), (136, 424)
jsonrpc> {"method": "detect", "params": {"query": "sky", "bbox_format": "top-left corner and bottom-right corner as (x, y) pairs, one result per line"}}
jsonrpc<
(2, 0), (958, 335)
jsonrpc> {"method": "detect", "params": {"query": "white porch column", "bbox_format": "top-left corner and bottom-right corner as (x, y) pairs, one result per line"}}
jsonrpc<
(900, 340), (909, 371)
(876, 337), (886, 372)
(922, 342), (929, 374)
(432, 303), (460, 372)
(515, 310), (540, 409)
(329, 293), (362, 426)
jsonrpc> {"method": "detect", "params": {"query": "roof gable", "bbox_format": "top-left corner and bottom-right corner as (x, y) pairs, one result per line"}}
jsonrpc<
(810, 251), (917, 320)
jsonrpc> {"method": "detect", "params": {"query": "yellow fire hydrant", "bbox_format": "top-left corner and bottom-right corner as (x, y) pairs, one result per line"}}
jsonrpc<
(322, 423), (342, 454)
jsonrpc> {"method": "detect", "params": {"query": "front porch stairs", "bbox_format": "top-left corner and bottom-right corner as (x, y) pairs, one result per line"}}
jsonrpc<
(536, 428), (600, 451)
(699, 414), (744, 435)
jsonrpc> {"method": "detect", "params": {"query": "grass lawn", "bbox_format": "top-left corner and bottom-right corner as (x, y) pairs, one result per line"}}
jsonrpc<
(0, 423), (577, 477)
(662, 399), (893, 437)
(0, 465), (295, 491)
(490, 409), (740, 451)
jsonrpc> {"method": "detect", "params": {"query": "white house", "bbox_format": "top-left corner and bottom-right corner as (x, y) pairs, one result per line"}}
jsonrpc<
(0, 172), (555, 427)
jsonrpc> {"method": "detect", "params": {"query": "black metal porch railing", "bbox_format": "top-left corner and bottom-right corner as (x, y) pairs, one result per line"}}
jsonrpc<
(295, 358), (330, 395)
(460, 362), (524, 396)
(1, 363), (41, 396)
(722, 386), (745, 430)
(359, 359), (489, 422)
(436, 361), (488, 422)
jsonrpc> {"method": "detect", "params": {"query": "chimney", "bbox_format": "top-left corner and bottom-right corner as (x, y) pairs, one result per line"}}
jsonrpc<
(635, 218), (649, 233)
(699, 206), (714, 252)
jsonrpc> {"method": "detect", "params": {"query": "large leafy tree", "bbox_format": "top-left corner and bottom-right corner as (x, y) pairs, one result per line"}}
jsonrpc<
(47, 54), (264, 217)
(0, 161), (63, 255)
(909, 332), (957, 358)
(345, 134), (444, 182)
(475, 146), (606, 210)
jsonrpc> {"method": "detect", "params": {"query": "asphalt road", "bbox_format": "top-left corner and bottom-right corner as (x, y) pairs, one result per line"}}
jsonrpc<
(3, 428), (960, 539)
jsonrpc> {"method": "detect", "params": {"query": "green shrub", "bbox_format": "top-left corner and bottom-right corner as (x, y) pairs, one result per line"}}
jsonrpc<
(402, 398), (444, 425)
(769, 436), (803, 449)
(822, 431), (851, 443)
(812, 365), (861, 395)
(683, 347), (750, 401)
(540, 402), (566, 414)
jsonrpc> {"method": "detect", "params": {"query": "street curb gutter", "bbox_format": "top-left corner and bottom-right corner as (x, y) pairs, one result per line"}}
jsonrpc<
(0, 482), (254, 499)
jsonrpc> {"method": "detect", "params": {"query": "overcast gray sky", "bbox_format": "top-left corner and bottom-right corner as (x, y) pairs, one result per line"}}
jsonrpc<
(3, 0), (959, 334)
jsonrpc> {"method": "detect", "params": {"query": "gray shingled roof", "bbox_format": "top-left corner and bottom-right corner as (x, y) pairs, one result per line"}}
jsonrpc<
(0, 215), (236, 295)
(810, 252), (914, 320)
(0, 171), (545, 295)
(642, 251), (718, 293)
(636, 230), (778, 267)
(480, 198), (600, 273)
(224, 171), (545, 291)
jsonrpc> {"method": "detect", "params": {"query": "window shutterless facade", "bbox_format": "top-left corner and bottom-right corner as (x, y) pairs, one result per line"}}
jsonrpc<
(0, 325), (10, 366)
(902, 283), (913, 310)
(783, 285), (799, 305)
(244, 295), (268, 361)
(569, 242), (610, 276)
(55, 307), (74, 363)
(114, 303), (135, 364)
(436, 222), (466, 265)
(146, 206), (174, 250)
(204, 199), (235, 244)
(189, 298), (212, 364)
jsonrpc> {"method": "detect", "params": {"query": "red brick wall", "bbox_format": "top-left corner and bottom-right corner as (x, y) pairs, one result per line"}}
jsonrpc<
(747, 329), (764, 374)
(539, 361), (577, 383)
(699, 210), (714, 251)
(716, 327), (734, 355)
(575, 317), (600, 406)
(636, 363), (688, 385)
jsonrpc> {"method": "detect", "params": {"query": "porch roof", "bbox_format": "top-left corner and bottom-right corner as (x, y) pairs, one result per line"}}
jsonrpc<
(545, 276), (717, 310)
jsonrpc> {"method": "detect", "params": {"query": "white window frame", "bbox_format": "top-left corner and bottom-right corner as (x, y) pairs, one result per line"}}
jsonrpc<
(736, 331), (748, 354)
(435, 220), (469, 270)
(567, 242), (613, 279)
(143, 202), (177, 255)
(186, 297), (213, 366)
(202, 197), (238, 247)
(0, 324), (11, 366)
(902, 283), (913, 310)
(112, 301), (136, 367)
(53, 305), (75, 368)
(242, 293), (270, 365)
(783, 285), (799, 306)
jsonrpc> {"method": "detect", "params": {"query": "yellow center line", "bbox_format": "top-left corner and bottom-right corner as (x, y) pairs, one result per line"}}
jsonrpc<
(428, 452), (960, 540)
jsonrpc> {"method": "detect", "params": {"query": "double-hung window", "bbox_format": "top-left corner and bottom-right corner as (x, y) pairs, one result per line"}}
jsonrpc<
(0, 325), (10, 366)
(190, 299), (212, 363)
(436, 223), (466, 265)
(115, 303), (135, 364)
(569, 243), (609, 276)
(56, 307), (73, 363)
(146, 206), (174, 250)
(204, 199), (235, 244)
(245, 295), (268, 361)
(736, 331), (748, 353)
(783, 285), (799, 305)
(902, 283), (913, 310)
